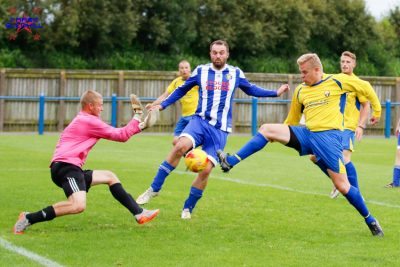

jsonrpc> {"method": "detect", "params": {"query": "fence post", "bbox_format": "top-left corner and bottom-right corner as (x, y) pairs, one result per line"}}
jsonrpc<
(117, 71), (124, 127)
(251, 97), (258, 136)
(57, 70), (66, 131)
(38, 94), (45, 135)
(385, 99), (391, 139)
(395, 78), (400, 130)
(0, 69), (5, 131)
(111, 94), (117, 127)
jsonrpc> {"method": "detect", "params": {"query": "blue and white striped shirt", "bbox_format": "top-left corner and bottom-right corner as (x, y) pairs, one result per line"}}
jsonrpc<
(161, 63), (278, 132)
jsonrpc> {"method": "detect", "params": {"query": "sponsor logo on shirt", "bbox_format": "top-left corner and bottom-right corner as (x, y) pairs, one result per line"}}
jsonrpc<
(206, 80), (230, 91)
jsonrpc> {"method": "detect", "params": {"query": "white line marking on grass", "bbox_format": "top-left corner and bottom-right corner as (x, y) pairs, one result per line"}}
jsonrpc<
(0, 237), (64, 267)
(8, 168), (400, 208)
(174, 170), (400, 209)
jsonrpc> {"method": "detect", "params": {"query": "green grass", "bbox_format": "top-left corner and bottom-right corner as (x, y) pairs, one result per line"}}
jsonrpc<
(0, 134), (399, 266)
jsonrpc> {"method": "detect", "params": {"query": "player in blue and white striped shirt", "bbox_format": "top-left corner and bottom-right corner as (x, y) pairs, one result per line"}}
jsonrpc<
(136, 40), (289, 219)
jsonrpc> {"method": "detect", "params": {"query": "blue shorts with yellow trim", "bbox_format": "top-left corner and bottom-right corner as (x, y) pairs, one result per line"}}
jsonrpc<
(180, 115), (228, 166)
(290, 126), (346, 174)
(289, 126), (313, 156)
(342, 129), (355, 152)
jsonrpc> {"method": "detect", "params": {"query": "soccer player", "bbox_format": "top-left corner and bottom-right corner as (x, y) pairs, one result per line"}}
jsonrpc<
(145, 60), (199, 146)
(13, 90), (159, 234)
(310, 51), (381, 198)
(136, 40), (290, 219)
(218, 53), (384, 236)
(385, 117), (400, 187)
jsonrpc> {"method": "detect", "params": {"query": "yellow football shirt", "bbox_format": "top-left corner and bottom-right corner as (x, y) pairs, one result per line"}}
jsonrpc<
(167, 77), (199, 117)
(343, 74), (381, 131)
(285, 74), (381, 132)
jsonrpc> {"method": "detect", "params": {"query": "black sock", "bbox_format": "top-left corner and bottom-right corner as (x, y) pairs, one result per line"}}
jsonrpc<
(26, 206), (56, 225)
(110, 183), (143, 215)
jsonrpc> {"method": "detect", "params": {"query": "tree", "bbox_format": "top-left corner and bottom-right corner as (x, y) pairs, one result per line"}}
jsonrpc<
(47, 0), (140, 57)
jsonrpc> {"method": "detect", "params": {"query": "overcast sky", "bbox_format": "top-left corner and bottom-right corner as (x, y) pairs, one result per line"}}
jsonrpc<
(364, 0), (399, 20)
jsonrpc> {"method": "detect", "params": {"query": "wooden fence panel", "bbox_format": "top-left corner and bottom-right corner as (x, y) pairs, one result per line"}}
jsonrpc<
(0, 68), (398, 135)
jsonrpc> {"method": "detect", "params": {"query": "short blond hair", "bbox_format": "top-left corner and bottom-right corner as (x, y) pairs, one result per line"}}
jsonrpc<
(341, 51), (356, 61)
(179, 59), (190, 67)
(297, 53), (323, 71)
(80, 90), (102, 109)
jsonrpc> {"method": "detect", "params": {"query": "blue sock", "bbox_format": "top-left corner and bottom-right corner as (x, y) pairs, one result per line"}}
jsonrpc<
(344, 186), (375, 224)
(227, 132), (268, 166)
(151, 161), (175, 192)
(183, 187), (203, 212)
(315, 159), (329, 178)
(345, 162), (359, 189)
(393, 166), (400, 186)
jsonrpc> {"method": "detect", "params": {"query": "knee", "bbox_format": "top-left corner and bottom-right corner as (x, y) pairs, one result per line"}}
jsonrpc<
(332, 178), (350, 194)
(173, 143), (189, 157)
(309, 155), (317, 163)
(71, 202), (86, 214)
(259, 124), (270, 135)
(105, 170), (120, 185)
(259, 124), (275, 140)
(335, 183), (349, 194)
(343, 155), (351, 164)
(200, 162), (213, 176)
(395, 150), (400, 163)
(172, 137), (178, 146)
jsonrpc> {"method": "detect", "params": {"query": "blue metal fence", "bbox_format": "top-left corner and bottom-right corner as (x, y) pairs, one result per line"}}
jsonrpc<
(384, 100), (400, 138)
(1, 95), (399, 137)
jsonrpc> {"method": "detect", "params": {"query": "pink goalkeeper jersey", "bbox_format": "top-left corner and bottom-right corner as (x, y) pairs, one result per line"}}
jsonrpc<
(51, 111), (141, 168)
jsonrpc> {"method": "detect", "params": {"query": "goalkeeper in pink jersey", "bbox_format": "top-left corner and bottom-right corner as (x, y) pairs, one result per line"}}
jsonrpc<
(13, 90), (159, 234)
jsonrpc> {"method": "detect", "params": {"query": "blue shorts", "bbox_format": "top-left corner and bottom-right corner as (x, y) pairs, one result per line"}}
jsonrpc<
(180, 115), (228, 166)
(342, 129), (355, 151)
(174, 116), (193, 136)
(290, 126), (346, 174)
(289, 126), (313, 156)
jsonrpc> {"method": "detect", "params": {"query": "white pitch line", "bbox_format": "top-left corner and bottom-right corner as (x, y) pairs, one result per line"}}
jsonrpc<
(0, 237), (64, 267)
(6, 168), (400, 209)
(174, 170), (400, 209)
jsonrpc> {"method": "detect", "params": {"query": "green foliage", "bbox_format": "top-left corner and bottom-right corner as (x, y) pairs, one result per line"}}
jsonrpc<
(0, 49), (31, 68)
(389, 7), (400, 38)
(0, 0), (399, 76)
(240, 55), (293, 73)
(45, 51), (90, 69)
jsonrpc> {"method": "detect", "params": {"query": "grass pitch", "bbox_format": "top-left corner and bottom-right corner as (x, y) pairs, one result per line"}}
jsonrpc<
(0, 134), (399, 266)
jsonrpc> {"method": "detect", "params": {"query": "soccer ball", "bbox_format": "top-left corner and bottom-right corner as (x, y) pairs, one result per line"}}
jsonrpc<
(184, 149), (209, 173)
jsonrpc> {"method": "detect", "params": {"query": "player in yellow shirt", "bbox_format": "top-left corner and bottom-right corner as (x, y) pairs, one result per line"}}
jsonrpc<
(145, 60), (199, 145)
(218, 53), (383, 236)
(137, 60), (199, 204)
(309, 51), (381, 198)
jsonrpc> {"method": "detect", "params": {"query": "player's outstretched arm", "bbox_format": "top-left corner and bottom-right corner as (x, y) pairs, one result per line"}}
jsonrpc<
(276, 84), (290, 96)
(146, 90), (170, 110)
(149, 104), (163, 111)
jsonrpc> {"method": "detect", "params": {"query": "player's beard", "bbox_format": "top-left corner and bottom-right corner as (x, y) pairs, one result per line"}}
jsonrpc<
(212, 58), (226, 70)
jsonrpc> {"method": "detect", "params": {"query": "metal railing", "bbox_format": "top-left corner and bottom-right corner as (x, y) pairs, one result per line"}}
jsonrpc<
(1, 95), (399, 138)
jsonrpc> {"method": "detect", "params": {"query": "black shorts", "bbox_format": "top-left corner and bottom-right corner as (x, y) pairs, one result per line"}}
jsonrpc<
(50, 161), (93, 198)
